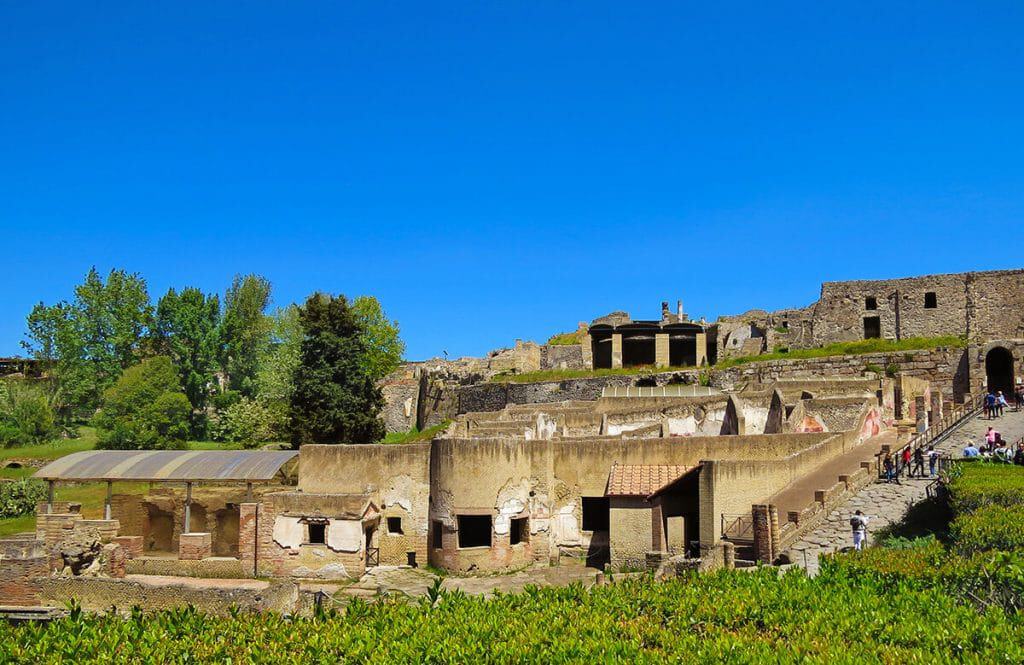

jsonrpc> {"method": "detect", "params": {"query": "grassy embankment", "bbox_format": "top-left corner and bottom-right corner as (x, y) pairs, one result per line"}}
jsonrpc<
(382, 420), (452, 445)
(0, 428), (241, 537)
(491, 334), (966, 384)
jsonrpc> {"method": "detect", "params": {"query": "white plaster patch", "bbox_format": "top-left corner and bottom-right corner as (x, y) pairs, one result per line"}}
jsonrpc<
(606, 421), (658, 436)
(668, 415), (697, 436)
(327, 520), (363, 553)
(272, 516), (304, 549)
(553, 502), (581, 546)
(744, 406), (770, 434)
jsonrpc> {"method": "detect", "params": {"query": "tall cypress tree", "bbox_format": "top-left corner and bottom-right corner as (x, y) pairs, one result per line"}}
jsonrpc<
(288, 293), (385, 446)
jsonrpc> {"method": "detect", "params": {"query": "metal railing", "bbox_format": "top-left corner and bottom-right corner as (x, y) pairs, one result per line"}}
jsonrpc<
(721, 514), (754, 542)
(876, 394), (984, 479)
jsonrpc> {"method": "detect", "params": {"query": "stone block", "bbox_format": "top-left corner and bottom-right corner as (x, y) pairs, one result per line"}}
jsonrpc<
(113, 535), (143, 559)
(179, 533), (212, 561)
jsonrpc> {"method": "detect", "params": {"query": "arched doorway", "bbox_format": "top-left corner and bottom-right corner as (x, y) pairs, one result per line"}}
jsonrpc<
(985, 347), (1015, 397)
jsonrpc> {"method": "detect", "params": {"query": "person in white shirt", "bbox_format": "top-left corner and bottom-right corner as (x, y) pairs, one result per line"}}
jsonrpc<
(850, 510), (869, 551)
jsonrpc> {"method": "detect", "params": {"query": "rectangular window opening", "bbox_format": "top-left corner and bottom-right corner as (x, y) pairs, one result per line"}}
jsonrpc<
(307, 523), (326, 545)
(457, 515), (492, 549)
(865, 297), (877, 311)
(431, 520), (443, 549)
(387, 516), (403, 534)
(510, 517), (529, 545)
(581, 497), (610, 532)
(924, 292), (937, 309)
(863, 316), (881, 340)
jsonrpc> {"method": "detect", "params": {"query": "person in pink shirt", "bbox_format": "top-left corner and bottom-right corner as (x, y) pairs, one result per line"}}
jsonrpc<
(986, 427), (998, 446)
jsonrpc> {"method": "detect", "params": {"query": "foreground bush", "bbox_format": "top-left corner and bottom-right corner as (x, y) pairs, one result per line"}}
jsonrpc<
(951, 504), (1024, 554)
(947, 463), (1024, 514)
(2, 569), (1023, 663)
(93, 357), (190, 450)
(0, 478), (47, 518)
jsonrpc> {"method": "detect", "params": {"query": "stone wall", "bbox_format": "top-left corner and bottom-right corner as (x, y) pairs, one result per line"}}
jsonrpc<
(0, 538), (50, 607)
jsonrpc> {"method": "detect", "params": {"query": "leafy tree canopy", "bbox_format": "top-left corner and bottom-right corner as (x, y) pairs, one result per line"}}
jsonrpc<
(94, 356), (190, 450)
(219, 274), (272, 397)
(352, 295), (405, 381)
(153, 287), (220, 411)
(288, 293), (385, 446)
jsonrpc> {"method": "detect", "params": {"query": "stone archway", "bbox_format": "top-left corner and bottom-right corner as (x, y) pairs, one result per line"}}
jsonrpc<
(986, 346), (1015, 397)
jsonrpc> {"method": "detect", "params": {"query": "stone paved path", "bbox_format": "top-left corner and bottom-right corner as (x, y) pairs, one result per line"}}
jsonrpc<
(785, 408), (1024, 575)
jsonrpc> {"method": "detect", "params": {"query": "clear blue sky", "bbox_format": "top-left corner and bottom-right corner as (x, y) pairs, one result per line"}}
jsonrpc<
(2, 2), (1023, 361)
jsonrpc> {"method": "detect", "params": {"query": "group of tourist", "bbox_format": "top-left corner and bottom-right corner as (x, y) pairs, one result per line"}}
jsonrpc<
(962, 426), (1024, 464)
(983, 389), (1021, 418)
(882, 445), (940, 484)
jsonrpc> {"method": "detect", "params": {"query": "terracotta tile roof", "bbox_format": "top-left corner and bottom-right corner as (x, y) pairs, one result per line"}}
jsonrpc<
(606, 464), (697, 498)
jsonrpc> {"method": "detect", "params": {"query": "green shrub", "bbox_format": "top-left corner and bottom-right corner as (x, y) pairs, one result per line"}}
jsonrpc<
(214, 397), (284, 447)
(212, 389), (243, 412)
(951, 505), (1024, 554)
(3, 569), (1024, 662)
(947, 464), (1024, 515)
(93, 357), (191, 450)
(0, 380), (57, 447)
(0, 478), (48, 518)
(547, 330), (583, 346)
(885, 363), (900, 377)
(863, 363), (884, 376)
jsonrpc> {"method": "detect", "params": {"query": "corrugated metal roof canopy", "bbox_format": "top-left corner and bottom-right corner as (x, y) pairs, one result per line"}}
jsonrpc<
(34, 450), (298, 483)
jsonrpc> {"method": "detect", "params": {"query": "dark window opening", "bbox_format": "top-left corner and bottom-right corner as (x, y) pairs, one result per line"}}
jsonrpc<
(457, 515), (492, 548)
(387, 516), (403, 534)
(781, 320), (789, 329)
(863, 316), (881, 339)
(510, 517), (529, 545)
(924, 292), (937, 309)
(865, 297), (877, 310)
(431, 520), (443, 549)
(622, 334), (656, 367)
(581, 497), (610, 532)
(307, 523), (326, 545)
(407, 551), (417, 567)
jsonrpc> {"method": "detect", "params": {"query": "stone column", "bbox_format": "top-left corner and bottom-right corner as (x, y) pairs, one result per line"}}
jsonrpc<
(611, 333), (623, 369)
(580, 333), (593, 369)
(752, 504), (773, 564)
(695, 333), (708, 367)
(655, 333), (670, 368)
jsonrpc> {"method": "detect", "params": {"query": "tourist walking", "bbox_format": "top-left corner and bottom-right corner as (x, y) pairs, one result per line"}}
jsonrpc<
(985, 391), (997, 418)
(927, 445), (939, 477)
(850, 510), (869, 551)
(912, 447), (925, 478)
(884, 456), (899, 483)
(901, 447), (912, 477)
(997, 391), (1008, 417)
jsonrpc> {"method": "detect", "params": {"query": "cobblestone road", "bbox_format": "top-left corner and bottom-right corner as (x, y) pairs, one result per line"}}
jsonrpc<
(785, 408), (1024, 575)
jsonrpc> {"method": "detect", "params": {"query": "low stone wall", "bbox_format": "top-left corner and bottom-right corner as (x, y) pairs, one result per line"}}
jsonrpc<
(38, 577), (300, 616)
(0, 538), (51, 607)
(125, 556), (248, 578)
(777, 461), (877, 551)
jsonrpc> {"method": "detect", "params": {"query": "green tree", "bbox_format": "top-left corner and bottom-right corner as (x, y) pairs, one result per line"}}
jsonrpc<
(93, 356), (190, 450)
(22, 268), (152, 417)
(288, 293), (385, 446)
(219, 274), (272, 396)
(352, 295), (405, 381)
(153, 287), (221, 412)
(0, 380), (58, 447)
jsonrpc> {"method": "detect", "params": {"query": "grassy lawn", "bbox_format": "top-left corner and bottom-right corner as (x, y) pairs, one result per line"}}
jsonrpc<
(0, 427), (242, 538)
(382, 420), (452, 444)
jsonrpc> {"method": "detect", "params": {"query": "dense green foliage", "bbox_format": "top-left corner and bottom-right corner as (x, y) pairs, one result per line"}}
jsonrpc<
(951, 504), (1024, 554)
(0, 478), (47, 518)
(947, 463), (1024, 514)
(0, 380), (57, 447)
(22, 269), (405, 447)
(382, 420), (452, 444)
(352, 295), (405, 381)
(23, 268), (153, 416)
(218, 274), (273, 397)
(152, 287), (221, 413)
(93, 357), (191, 450)
(289, 294), (385, 445)
(2, 568), (1022, 662)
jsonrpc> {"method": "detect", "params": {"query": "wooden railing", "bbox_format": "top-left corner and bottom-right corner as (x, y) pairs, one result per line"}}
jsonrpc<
(721, 514), (754, 542)
(876, 394), (984, 479)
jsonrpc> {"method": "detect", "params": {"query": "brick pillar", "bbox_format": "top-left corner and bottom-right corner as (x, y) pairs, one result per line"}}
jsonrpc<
(611, 333), (623, 369)
(752, 505), (773, 564)
(239, 503), (259, 576)
(695, 332), (708, 367)
(655, 333), (670, 368)
(179, 532), (212, 560)
(580, 333), (593, 369)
